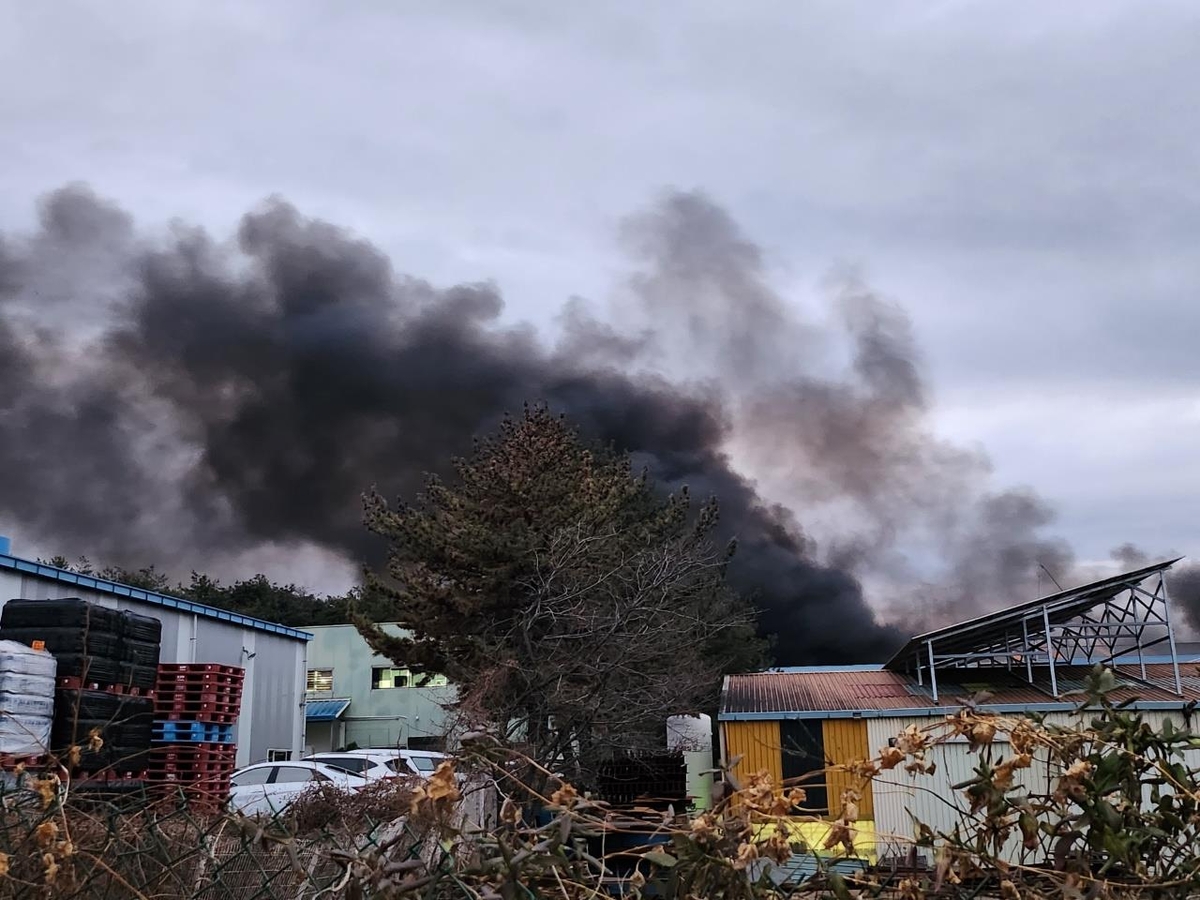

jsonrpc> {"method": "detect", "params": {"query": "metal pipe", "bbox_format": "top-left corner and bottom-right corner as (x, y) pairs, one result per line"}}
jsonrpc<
(1042, 606), (1059, 697)
(1022, 618), (1034, 683)
(927, 640), (938, 704)
(1159, 574), (1184, 696)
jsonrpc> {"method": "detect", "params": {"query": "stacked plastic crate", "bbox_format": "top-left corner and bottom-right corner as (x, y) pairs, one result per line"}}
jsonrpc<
(149, 663), (243, 806)
(0, 599), (161, 790)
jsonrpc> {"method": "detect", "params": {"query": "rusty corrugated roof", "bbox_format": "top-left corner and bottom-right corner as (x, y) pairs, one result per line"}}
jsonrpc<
(721, 662), (1200, 718)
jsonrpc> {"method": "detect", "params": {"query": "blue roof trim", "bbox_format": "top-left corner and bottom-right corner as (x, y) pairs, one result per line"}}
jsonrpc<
(0, 554), (312, 641)
(305, 698), (352, 721)
(759, 658), (1192, 676)
(719, 700), (1199, 722)
(767, 664), (886, 673)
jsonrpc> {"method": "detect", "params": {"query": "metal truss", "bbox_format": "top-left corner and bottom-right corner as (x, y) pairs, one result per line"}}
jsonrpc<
(886, 561), (1183, 703)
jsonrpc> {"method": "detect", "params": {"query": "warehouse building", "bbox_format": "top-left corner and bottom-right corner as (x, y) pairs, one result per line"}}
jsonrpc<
(720, 559), (1200, 868)
(0, 537), (310, 767)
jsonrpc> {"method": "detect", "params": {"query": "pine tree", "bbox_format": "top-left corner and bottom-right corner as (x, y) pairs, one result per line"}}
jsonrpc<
(359, 405), (762, 784)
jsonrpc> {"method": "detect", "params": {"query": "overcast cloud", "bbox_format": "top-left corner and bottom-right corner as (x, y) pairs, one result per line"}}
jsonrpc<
(0, 0), (1196, 594)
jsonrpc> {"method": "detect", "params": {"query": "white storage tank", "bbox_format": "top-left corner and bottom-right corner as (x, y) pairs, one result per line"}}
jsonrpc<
(667, 713), (714, 810)
(0, 640), (56, 757)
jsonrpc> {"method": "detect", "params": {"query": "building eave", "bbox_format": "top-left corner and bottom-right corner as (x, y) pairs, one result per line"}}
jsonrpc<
(0, 553), (312, 641)
(718, 700), (1200, 722)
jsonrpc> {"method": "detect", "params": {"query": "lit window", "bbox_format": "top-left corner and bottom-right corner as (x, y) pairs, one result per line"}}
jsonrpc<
(371, 666), (409, 689)
(371, 667), (449, 689)
(306, 669), (333, 692)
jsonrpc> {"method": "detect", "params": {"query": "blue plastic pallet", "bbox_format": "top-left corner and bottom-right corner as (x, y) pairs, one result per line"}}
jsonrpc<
(151, 720), (234, 744)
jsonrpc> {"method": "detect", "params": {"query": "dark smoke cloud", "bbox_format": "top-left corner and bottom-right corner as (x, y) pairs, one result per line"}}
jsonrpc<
(0, 184), (1116, 664)
(1108, 544), (1200, 636)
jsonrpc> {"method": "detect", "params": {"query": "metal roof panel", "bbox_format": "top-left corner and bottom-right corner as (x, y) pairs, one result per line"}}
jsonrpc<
(721, 661), (1200, 718)
(305, 698), (352, 721)
(0, 553), (313, 641)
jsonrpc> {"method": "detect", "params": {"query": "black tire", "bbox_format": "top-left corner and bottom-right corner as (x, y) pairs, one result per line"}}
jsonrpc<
(119, 639), (160, 667)
(120, 611), (162, 643)
(0, 599), (123, 634)
(0, 627), (120, 659)
(53, 654), (121, 684)
(55, 690), (122, 723)
(118, 663), (157, 690)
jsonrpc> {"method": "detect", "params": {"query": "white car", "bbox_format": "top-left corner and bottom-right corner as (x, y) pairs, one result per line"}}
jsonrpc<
(306, 748), (449, 779)
(304, 751), (408, 781)
(228, 760), (369, 817)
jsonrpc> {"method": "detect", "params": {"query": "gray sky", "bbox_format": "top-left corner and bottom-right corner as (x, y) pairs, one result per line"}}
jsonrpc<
(2, 0), (1197, 581)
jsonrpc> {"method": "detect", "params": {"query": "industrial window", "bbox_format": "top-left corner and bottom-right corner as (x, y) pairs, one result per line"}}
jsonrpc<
(371, 666), (409, 689)
(306, 669), (333, 692)
(266, 748), (293, 762)
(371, 667), (449, 689)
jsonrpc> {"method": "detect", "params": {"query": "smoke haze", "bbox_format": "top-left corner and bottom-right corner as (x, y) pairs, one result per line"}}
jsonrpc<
(1, 184), (1190, 662)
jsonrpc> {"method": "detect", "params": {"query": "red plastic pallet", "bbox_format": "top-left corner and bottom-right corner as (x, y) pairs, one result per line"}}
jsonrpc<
(151, 779), (232, 808)
(154, 694), (240, 710)
(157, 672), (246, 696)
(153, 696), (240, 710)
(155, 692), (242, 710)
(148, 746), (237, 767)
(153, 709), (239, 723)
(157, 668), (244, 683)
(0, 754), (48, 770)
(148, 759), (237, 775)
(73, 768), (150, 782)
(150, 744), (235, 764)
(157, 664), (244, 678)
(154, 710), (239, 725)
(56, 676), (156, 698)
(148, 765), (237, 782)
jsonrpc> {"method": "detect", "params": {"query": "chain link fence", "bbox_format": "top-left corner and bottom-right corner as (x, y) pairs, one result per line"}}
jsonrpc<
(0, 767), (485, 899)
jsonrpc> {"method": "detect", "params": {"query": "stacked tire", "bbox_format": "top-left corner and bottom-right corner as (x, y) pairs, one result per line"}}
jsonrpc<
(0, 599), (162, 788)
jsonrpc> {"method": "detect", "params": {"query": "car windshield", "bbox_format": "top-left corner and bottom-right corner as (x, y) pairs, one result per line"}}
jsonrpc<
(409, 756), (438, 773)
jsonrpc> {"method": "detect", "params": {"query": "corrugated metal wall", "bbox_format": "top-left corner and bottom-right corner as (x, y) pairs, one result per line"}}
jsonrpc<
(866, 714), (1045, 863)
(867, 710), (1200, 864)
(724, 719), (876, 820)
(824, 719), (874, 820)
(723, 720), (782, 787)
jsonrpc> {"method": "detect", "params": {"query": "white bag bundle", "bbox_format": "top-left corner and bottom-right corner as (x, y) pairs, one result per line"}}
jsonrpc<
(0, 640), (56, 757)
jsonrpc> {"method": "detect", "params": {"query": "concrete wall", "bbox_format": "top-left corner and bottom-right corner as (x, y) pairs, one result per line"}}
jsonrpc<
(0, 570), (307, 767)
(304, 623), (455, 752)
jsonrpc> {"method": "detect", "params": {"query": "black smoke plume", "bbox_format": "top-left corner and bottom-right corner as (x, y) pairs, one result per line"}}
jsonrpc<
(0, 185), (1097, 663)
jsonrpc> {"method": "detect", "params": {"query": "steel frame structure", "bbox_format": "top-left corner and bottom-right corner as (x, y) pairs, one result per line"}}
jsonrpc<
(885, 560), (1183, 703)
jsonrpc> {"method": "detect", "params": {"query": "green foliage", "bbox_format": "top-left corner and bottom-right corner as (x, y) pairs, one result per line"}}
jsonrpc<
(36, 557), (390, 628)
(882, 665), (1200, 898)
(359, 405), (764, 782)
